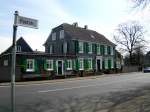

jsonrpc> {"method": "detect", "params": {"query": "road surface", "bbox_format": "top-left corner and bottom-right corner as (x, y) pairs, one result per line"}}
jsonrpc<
(0, 72), (150, 112)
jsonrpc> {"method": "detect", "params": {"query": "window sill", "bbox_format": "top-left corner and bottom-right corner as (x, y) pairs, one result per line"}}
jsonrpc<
(79, 69), (84, 70)
(47, 69), (53, 71)
(67, 68), (72, 70)
(88, 52), (92, 54)
(79, 51), (83, 53)
(26, 69), (34, 72)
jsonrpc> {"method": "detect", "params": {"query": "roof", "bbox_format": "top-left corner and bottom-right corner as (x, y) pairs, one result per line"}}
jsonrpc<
(45, 23), (115, 46)
(0, 37), (33, 55)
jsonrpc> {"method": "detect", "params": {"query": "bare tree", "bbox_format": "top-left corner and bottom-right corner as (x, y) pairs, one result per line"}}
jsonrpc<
(114, 21), (146, 65)
(131, 0), (150, 8)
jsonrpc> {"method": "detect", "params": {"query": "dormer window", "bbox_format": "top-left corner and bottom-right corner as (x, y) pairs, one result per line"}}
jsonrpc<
(17, 45), (21, 52)
(60, 30), (64, 39)
(90, 35), (95, 39)
(52, 32), (56, 40)
(49, 45), (53, 54)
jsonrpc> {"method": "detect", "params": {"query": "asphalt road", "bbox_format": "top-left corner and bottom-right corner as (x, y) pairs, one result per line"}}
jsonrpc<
(0, 72), (150, 112)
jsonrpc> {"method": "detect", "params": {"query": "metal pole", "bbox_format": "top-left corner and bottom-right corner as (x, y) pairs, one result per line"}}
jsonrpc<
(11, 11), (18, 112)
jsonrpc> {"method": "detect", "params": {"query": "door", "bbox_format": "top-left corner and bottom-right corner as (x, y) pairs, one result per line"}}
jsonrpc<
(57, 61), (63, 75)
(97, 59), (101, 72)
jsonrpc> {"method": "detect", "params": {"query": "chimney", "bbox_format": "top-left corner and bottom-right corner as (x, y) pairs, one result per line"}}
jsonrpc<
(84, 25), (88, 29)
(73, 22), (78, 27)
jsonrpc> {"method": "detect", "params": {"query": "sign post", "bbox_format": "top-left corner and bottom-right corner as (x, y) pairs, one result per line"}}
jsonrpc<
(11, 11), (18, 112)
(11, 11), (38, 112)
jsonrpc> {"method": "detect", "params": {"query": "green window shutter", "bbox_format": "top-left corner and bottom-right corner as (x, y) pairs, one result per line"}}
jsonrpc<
(72, 59), (75, 70)
(65, 60), (68, 70)
(23, 59), (27, 72)
(34, 60), (38, 72)
(95, 44), (97, 54)
(83, 42), (86, 53)
(108, 59), (111, 69)
(76, 59), (79, 71)
(102, 60), (105, 69)
(101, 45), (104, 55)
(92, 59), (95, 70)
(92, 44), (95, 53)
(107, 46), (111, 55)
(53, 60), (56, 72)
(84, 59), (88, 70)
(75, 41), (79, 53)
(86, 43), (89, 53)
(44, 60), (47, 70)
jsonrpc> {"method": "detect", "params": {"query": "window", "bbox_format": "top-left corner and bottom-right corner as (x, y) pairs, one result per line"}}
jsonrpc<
(63, 42), (67, 54)
(49, 45), (53, 54)
(104, 59), (108, 69)
(17, 45), (21, 52)
(3, 60), (8, 66)
(88, 43), (92, 54)
(79, 58), (84, 70)
(46, 60), (53, 71)
(52, 32), (56, 40)
(79, 42), (83, 53)
(97, 44), (100, 55)
(111, 58), (114, 68)
(88, 58), (92, 69)
(111, 47), (114, 55)
(107, 46), (111, 55)
(26, 59), (34, 72)
(100, 45), (104, 55)
(67, 60), (72, 70)
(60, 30), (64, 39)
(105, 45), (108, 55)
(116, 61), (121, 69)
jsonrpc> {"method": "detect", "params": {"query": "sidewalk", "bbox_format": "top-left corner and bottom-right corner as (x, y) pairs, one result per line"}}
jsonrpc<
(0, 72), (139, 86)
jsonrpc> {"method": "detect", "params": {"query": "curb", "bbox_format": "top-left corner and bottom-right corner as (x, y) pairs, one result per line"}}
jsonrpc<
(0, 72), (141, 86)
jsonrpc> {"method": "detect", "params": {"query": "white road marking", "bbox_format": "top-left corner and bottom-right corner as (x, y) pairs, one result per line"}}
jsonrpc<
(38, 76), (148, 93)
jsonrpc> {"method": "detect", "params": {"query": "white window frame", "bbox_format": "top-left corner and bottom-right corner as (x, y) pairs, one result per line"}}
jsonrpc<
(97, 44), (101, 55)
(60, 30), (64, 39)
(3, 60), (8, 66)
(88, 58), (92, 70)
(79, 42), (84, 53)
(49, 45), (53, 54)
(88, 43), (92, 54)
(111, 47), (114, 55)
(105, 45), (108, 55)
(79, 58), (84, 70)
(17, 45), (21, 52)
(52, 32), (56, 40)
(116, 61), (121, 69)
(46, 60), (53, 71)
(67, 60), (72, 70)
(111, 58), (114, 69)
(26, 59), (34, 72)
(104, 58), (108, 69)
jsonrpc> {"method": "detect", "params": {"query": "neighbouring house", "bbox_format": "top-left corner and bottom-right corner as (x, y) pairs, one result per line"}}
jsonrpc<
(0, 23), (122, 82)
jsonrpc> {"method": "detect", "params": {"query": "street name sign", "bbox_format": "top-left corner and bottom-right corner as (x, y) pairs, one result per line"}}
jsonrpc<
(16, 16), (38, 29)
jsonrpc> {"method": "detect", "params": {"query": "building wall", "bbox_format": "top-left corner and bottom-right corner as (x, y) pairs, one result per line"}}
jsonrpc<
(0, 66), (21, 82)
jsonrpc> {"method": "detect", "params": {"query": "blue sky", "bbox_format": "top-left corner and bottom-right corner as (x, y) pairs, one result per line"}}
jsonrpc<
(0, 0), (150, 54)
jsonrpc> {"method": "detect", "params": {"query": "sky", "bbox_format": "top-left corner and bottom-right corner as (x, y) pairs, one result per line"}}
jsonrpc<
(0, 0), (150, 54)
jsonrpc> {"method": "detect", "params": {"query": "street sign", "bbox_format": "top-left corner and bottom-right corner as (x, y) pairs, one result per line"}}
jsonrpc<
(11, 11), (38, 112)
(16, 16), (38, 29)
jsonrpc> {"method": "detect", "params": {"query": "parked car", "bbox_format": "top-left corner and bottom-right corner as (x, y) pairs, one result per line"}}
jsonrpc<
(143, 67), (150, 73)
